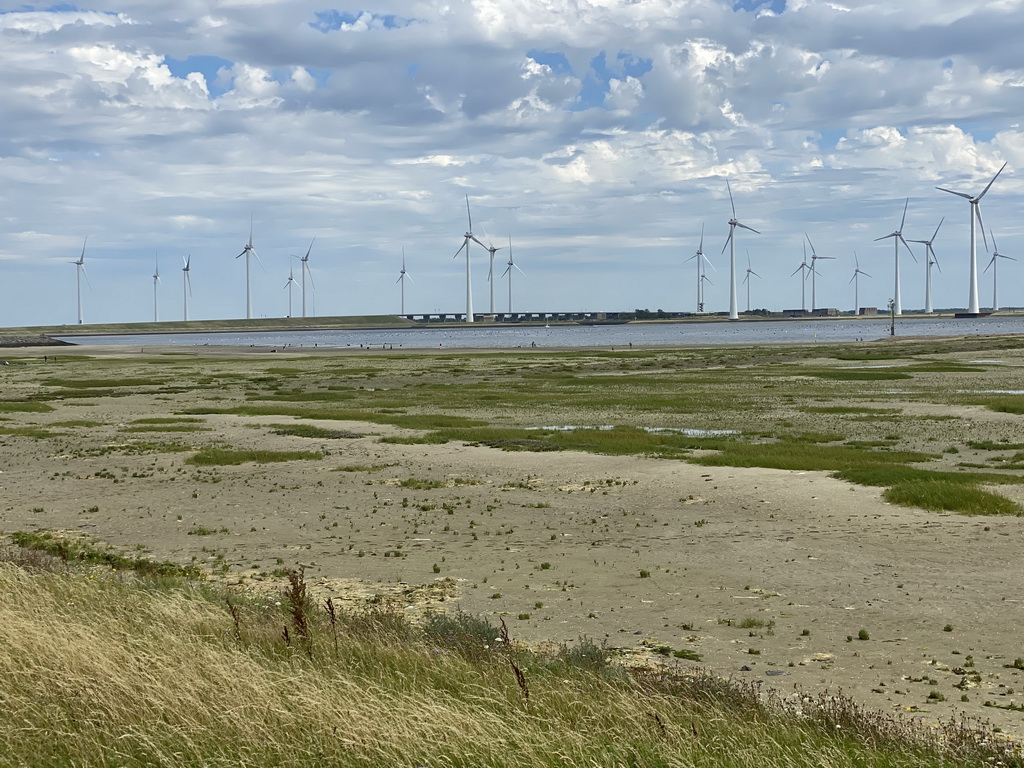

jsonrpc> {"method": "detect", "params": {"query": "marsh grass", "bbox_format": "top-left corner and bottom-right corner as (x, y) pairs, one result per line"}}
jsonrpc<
(0, 425), (63, 439)
(186, 447), (322, 466)
(690, 442), (935, 472)
(268, 423), (364, 439)
(42, 377), (166, 389)
(121, 425), (211, 433)
(132, 417), (206, 424)
(0, 400), (54, 413)
(8, 531), (203, 579)
(883, 481), (1022, 516)
(0, 555), (1016, 768)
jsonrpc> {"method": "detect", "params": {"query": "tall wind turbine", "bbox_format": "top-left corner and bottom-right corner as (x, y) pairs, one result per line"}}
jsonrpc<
(396, 247), (413, 315)
(298, 238), (315, 318)
(722, 180), (760, 320)
(152, 254), (161, 322)
(874, 198), (915, 316)
(501, 236), (524, 313)
(984, 230), (1016, 311)
(236, 214), (260, 320)
(70, 237), (89, 325)
(849, 252), (871, 314)
(937, 162), (1006, 315)
(791, 242), (812, 311)
(742, 250), (761, 312)
(182, 255), (192, 321)
(284, 263), (297, 317)
(685, 224), (715, 313)
(454, 195), (485, 322)
(805, 234), (835, 311)
(481, 234), (505, 315)
(907, 218), (943, 314)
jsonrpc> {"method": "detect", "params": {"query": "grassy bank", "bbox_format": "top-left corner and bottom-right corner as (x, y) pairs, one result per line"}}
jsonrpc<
(1, 545), (1017, 768)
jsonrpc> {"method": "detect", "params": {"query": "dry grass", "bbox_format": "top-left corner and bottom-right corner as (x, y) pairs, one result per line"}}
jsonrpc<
(0, 558), (1017, 768)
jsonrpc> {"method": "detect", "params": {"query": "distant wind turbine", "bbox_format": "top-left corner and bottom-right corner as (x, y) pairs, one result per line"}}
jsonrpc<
(236, 213), (262, 320)
(182, 255), (192, 321)
(685, 224), (715, 313)
(501, 236), (524, 313)
(722, 180), (760, 320)
(874, 198), (915, 316)
(937, 162), (1006, 315)
(481, 232), (505, 315)
(907, 218), (943, 314)
(454, 195), (485, 322)
(152, 253), (161, 322)
(849, 252), (871, 314)
(742, 250), (761, 312)
(396, 248), (413, 315)
(298, 238), (315, 318)
(805, 233), (835, 311)
(284, 262), (297, 317)
(70, 237), (89, 325)
(791, 242), (812, 311)
(984, 230), (1016, 311)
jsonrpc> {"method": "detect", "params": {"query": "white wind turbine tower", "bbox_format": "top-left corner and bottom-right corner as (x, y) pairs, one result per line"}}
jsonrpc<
(742, 250), (761, 312)
(482, 234), (505, 314)
(284, 262), (297, 317)
(849, 252), (871, 314)
(722, 180), (760, 320)
(684, 224), (715, 312)
(236, 214), (261, 320)
(298, 238), (315, 318)
(805, 233), (835, 311)
(454, 195), (485, 322)
(70, 237), (89, 325)
(396, 248), (413, 315)
(936, 162), (1006, 315)
(907, 218), (943, 314)
(874, 198), (915, 316)
(501, 236), (524, 313)
(182, 255), (192, 321)
(984, 230), (1015, 311)
(791, 242), (812, 311)
(152, 254), (161, 322)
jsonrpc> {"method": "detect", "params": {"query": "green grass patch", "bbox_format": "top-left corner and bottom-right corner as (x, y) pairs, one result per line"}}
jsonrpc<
(806, 369), (913, 381)
(121, 425), (211, 433)
(0, 425), (63, 439)
(186, 448), (322, 466)
(801, 406), (901, 416)
(49, 419), (104, 427)
(0, 401), (54, 413)
(42, 377), (166, 389)
(883, 481), (1022, 516)
(7, 530), (203, 579)
(269, 424), (364, 439)
(967, 440), (1024, 451)
(131, 417), (206, 425)
(981, 396), (1024, 415)
(691, 442), (935, 473)
(833, 466), (1024, 489)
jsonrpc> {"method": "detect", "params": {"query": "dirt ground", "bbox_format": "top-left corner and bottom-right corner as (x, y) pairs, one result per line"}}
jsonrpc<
(1, 342), (1023, 740)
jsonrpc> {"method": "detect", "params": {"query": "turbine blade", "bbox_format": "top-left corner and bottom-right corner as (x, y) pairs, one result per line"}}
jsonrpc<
(726, 179), (736, 219)
(721, 227), (733, 254)
(936, 186), (972, 200)
(804, 233), (816, 255)
(470, 235), (486, 248)
(932, 216), (944, 241)
(976, 161), (1007, 202)
(976, 206), (989, 250)
(185, 272), (192, 296)
(736, 222), (760, 234)
(304, 237), (315, 260)
(454, 240), (467, 258)
(465, 194), (472, 231)
(898, 235), (917, 262)
(899, 197), (909, 231)
(699, 222), (705, 254)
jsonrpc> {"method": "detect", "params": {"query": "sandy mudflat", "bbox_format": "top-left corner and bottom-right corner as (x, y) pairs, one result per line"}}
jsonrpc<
(1, 341), (1023, 739)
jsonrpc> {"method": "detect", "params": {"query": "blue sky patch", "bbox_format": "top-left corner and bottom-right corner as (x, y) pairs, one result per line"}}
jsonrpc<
(310, 10), (413, 33)
(527, 50), (572, 75)
(165, 55), (233, 98)
(573, 50), (653, 110)
(733, 0), (786, 12)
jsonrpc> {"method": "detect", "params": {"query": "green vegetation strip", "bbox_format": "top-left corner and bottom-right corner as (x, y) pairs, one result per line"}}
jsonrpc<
(186, 447), (322, 466)
(0, 553), (1014, 768)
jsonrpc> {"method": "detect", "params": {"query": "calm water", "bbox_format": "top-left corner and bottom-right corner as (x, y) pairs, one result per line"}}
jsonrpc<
(56, 315), (1024, 350)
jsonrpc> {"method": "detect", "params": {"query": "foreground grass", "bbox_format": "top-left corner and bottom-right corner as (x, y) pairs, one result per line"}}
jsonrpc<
(186, 447), (322, 466)
(0, 550), (1017, 768)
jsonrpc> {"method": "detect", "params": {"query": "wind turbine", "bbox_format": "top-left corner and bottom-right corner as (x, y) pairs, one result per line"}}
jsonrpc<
(152, 254), (161, 322)
(182, 255), (192, 322)
(849, 252), (871, 314)
(742, 250), (761, 312)
(984, 230), (1016, 311)
(481, 234), (505, 315)
(454, 195), (485, 322)
(805, 233), (835, 312)
(722, 180), (760, 320)
(284, 262), (297, 317)
(501, 236), (524, 314)
(791, 242), (812, 311)
(298, 238), (315, 318)
(236, 213), (261, 320)
(70, 237), (89, 325)
(907, 218), (943, 314)
(685, 224), (715, 313)
(396, 247), (413, 315)
(936, 162), (1007, 315)
(874, 198), (915, 316)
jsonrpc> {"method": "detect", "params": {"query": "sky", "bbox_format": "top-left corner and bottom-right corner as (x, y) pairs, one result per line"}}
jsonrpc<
(1, 0), (1023, 326)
